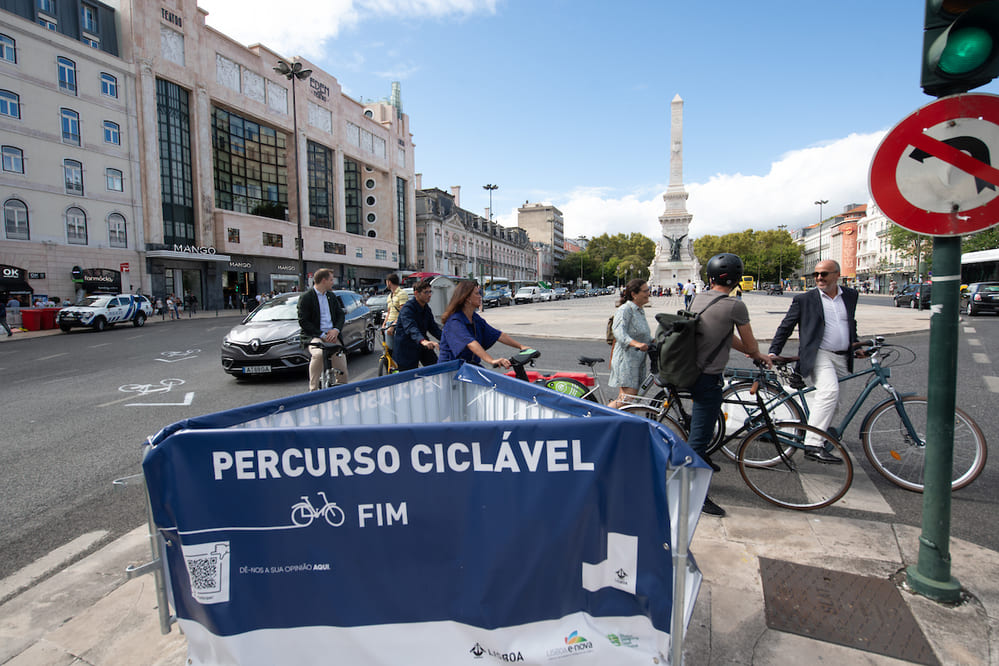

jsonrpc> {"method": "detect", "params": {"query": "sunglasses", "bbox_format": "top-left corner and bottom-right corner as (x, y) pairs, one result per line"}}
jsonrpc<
(812, 271), (837, 278)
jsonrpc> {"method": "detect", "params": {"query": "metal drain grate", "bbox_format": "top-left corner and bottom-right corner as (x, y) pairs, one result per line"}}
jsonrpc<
(759, 557), (938, 665)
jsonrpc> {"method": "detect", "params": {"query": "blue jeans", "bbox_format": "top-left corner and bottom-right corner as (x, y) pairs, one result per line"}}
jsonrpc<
(687, 372), (723, 458)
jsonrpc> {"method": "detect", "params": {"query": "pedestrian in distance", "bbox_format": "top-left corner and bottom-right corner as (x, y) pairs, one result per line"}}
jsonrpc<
(607, 279), (652, 409)
(768, 259), (863, 464)
(682, 279), (695, 309)
(438, 280), (529, 368)
(393, 279), (442, 371)
(298, 267), (349, 390)
(165, 295), (175, 320)
(688, 253), (772, 517)
(0, 298), (12, 336)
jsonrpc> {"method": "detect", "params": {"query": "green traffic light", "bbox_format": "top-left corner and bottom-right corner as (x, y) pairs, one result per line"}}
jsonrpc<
(939, 25), (994, 73)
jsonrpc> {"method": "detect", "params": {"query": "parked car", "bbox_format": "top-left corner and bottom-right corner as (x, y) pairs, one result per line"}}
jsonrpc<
(514, 286), (541, 304)
(366, 293), (389, 324)
(539, 288), (554, 302)
(961, 282), (999, 316)
(893, 283), (932, 309)
(573, 289), (588, 298)
(482, 287), (511, 308)
(588, 288), (601, 297)
(220, 290), (376, 378)
(56, 293), (153, 332)
(553, 287), (569, 300)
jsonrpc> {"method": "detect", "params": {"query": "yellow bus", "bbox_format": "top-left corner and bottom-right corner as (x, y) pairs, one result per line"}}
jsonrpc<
(739, 276), (755, 291)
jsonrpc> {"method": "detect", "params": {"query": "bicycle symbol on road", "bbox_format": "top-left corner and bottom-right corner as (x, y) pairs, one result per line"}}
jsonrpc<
(291, 492), (346, 527)
(118, 378), (186, 395)
(156, 349), (202, 363)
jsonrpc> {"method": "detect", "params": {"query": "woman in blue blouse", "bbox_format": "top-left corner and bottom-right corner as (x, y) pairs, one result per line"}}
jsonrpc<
(608, 278), (652, 408)
(438, 280), (529, 368)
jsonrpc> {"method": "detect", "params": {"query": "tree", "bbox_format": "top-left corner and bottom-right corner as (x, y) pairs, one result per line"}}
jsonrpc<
(692, 229), (801, 283)
(886, 225), (931, 279)
(963, 227), (999, 253)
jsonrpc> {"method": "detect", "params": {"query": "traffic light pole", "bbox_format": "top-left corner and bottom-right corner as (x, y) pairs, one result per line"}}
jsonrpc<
(906, 234), (962, 603)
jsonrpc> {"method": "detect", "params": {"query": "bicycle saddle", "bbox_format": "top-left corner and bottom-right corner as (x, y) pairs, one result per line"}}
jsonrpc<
(577, 356), (605, 367)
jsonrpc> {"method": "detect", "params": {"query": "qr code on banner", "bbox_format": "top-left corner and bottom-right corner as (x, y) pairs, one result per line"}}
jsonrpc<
(181, 541), (230, 604)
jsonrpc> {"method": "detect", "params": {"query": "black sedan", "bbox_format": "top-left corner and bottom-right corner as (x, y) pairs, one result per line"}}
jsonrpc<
(220, 290), (376, 378)
(962, 282), (999, 316)
(893, 283), (932, 309)
(483, 288), (511, 308)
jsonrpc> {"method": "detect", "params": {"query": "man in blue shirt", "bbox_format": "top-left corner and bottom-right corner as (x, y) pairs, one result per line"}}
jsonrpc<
(393, 279), (441, 371)
(298, 268), (347, 390)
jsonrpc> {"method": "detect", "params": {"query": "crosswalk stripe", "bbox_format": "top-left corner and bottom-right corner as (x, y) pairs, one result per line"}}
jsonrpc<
(973, 353), (990, 364)
(968, 338), (982, 347)
(985, 376), (999, 393)
(835, 447), (895, 515)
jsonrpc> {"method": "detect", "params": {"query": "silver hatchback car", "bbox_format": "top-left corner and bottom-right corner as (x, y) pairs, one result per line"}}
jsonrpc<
(220, 291), (376, 378)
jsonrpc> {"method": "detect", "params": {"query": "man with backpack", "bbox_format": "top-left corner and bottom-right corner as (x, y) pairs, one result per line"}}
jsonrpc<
(686, 253), (771, 517)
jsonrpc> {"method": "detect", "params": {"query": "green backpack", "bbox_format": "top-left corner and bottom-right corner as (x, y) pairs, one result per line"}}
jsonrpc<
(653, 295), (730, 388)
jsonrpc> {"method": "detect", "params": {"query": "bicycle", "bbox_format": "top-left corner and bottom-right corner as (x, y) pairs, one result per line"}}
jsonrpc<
(376, 326), (398, 376)
(291, 491), (346, 527)
(504, 348), (608, 402)
(307, 340), (346, 389)
(733, 360), (854, 511)
(718, 337), (987, 492)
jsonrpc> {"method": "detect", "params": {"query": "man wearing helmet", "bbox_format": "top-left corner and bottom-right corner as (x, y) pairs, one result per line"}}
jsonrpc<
(769, 259), (860, 464)
(690, 253), (772, 517)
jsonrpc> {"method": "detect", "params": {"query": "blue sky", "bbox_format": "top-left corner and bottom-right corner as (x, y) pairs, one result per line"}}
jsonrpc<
(197, 0), (999, 241)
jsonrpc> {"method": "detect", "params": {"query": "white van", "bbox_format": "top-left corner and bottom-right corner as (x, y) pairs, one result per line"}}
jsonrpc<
(514, 286), (541, 304)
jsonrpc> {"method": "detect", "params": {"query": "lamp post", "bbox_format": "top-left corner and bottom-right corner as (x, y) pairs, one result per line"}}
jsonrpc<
(275, 59), (312, 289)
(814, 199), (828, 263)
(777, 223), (787, 288)
(483, 184), (498, 282)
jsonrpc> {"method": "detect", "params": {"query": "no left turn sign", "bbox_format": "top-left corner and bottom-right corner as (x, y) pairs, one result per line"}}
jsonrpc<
(869, 93), (999, 236)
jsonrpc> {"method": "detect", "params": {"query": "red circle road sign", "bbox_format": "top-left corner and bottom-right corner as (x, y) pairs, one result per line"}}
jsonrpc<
(870, 93), (999, 236)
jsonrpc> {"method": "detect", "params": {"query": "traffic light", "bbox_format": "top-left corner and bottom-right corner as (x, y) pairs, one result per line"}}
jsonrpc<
(922, 0), (999, 97)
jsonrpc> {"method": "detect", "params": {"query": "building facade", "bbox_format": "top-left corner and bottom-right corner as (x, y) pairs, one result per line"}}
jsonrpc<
(856, 201), (913, 292)
(1, 1), (144, 304)
(2, 0), (418, 309)
(516, 202), (564, 280)
(415, 186), (536, 282)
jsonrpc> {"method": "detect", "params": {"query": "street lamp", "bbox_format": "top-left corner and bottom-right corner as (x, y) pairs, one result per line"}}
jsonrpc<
(814, 199), (828, 262)
(483, 184), (498, 282)
(777, 223), (787, 288)
(275, 59), (312, 289)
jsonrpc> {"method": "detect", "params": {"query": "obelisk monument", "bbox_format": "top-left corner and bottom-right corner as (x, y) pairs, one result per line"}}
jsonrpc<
(649, 94), (702, 289)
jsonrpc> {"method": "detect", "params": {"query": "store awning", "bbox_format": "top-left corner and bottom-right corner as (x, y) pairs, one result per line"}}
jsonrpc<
(146, 250), (232, 263)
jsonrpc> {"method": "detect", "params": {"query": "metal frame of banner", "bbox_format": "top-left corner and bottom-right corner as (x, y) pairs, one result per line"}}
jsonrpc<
(668, 459), (693, 665)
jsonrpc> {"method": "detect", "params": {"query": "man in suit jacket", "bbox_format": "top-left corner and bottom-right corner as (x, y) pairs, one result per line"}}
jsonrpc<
(769, 260), (860, 463)
(298, 267), (348, 390)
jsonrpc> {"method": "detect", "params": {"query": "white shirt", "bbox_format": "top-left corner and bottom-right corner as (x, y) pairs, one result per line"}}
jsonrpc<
(818, 287), (850, 352)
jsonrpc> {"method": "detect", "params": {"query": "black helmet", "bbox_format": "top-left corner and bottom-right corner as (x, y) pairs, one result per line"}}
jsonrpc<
(706, 253), (743, 287)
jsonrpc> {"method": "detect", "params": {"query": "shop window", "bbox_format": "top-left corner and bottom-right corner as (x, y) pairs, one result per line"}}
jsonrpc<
(4, 198), (29, 240)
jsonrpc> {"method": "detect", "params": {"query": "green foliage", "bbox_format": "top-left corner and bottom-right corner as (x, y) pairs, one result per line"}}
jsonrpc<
(558, 233), (655, 285)
(885, 225), (932, 274)
(692, 228), (802, 283)
(963, 227), (999, 253)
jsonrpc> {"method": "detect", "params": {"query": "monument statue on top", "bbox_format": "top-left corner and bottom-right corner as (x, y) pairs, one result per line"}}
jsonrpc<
(649, 94), (702, 288)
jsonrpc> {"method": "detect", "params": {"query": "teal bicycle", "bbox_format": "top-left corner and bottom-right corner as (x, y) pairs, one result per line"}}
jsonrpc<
(719, 337), (987, 493)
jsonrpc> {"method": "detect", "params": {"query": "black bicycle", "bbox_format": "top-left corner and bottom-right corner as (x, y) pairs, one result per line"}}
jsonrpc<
(308, 340), (346, 389)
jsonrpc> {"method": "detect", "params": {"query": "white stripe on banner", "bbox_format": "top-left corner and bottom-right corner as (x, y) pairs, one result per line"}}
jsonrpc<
(581, 532), (638, 595)
(179, 611), (672, 665)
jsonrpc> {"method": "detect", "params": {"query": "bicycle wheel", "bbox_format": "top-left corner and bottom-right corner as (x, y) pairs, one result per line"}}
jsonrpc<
(319, 367), (336, 389)
(719, 382), (805, 462)
(652, 390), (724, 453)
(620, 405), (688, 443)
(378, 356), (389, 377)
(861, 396), (987, 492)
(738, 422), (853, 511)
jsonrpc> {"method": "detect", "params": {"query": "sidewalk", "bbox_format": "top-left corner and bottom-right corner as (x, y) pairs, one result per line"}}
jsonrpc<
(2, 293), (981, 665)
(0, 306), (247, 343)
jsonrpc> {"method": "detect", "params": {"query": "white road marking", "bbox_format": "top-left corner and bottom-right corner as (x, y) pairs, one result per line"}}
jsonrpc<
(973, 353), (990, 364)
(964, 326), (976, 334)
(37, 353), (68, 360)
(968, 338), (982, 346)
(985, 376), (999, 393)
(126, 391), (195, 407)
(834, 451), (895, 515)
(88, 343), (112, 348)
(0, 530), (108, 602)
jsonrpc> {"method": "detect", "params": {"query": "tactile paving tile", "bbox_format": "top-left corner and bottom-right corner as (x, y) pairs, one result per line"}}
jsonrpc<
(758, 557), (939, 665)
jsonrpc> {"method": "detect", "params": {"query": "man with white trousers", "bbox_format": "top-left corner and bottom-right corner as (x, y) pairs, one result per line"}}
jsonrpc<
(768, 260), (861, 463)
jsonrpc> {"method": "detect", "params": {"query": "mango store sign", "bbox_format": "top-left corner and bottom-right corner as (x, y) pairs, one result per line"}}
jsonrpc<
(173, 245), (217, 255)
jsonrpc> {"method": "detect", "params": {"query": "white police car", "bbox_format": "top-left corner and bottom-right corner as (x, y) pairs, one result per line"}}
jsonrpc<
(57, 294), (154, 332)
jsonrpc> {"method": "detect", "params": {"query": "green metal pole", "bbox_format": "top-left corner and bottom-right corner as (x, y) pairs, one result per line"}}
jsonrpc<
(906, 234), (961, 602)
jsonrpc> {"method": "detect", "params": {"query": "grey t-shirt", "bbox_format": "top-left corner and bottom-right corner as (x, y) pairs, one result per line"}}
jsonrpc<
(690, 291), (750, 375)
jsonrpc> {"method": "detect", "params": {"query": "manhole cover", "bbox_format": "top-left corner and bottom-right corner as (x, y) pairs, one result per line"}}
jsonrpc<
(759, 557), (938, 664)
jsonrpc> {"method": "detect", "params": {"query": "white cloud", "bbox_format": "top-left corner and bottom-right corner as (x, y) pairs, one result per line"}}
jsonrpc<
(555, 131), (887, 241)
(197, 0), (497, 59)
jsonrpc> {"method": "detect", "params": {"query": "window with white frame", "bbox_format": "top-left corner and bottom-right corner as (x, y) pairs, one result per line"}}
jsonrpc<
(2, 145), (23, 173)
(81, 5), (98, 33)
(63, 159), (83, 195)
(57, 57), (76, 94)
(37, 17), (57, 31)
(105, 167), (122, 191)
(60, 108), (79, 144)
(0, 90), (20, 118)
(100, 73), (117, 98)
(0, 34), (15, 64)
(3, 198), (28, 240)
(82, 35), (99, 49)
(66, 206), (87, 244)
(38, 0), (55, 14)
(103, 120), (119, 144)
(108, 213), (126, 247)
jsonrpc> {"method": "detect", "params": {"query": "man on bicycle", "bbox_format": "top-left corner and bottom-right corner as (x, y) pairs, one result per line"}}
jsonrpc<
(689, 253), (772, 517)
(298, 268), (348, 390)
(768, 259), (860, 464)
(394, 279), (442, 371)
(383, 273), (409, 352)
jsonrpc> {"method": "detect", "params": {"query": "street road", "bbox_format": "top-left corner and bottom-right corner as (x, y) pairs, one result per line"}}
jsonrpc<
(0, 300), (996, 596)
